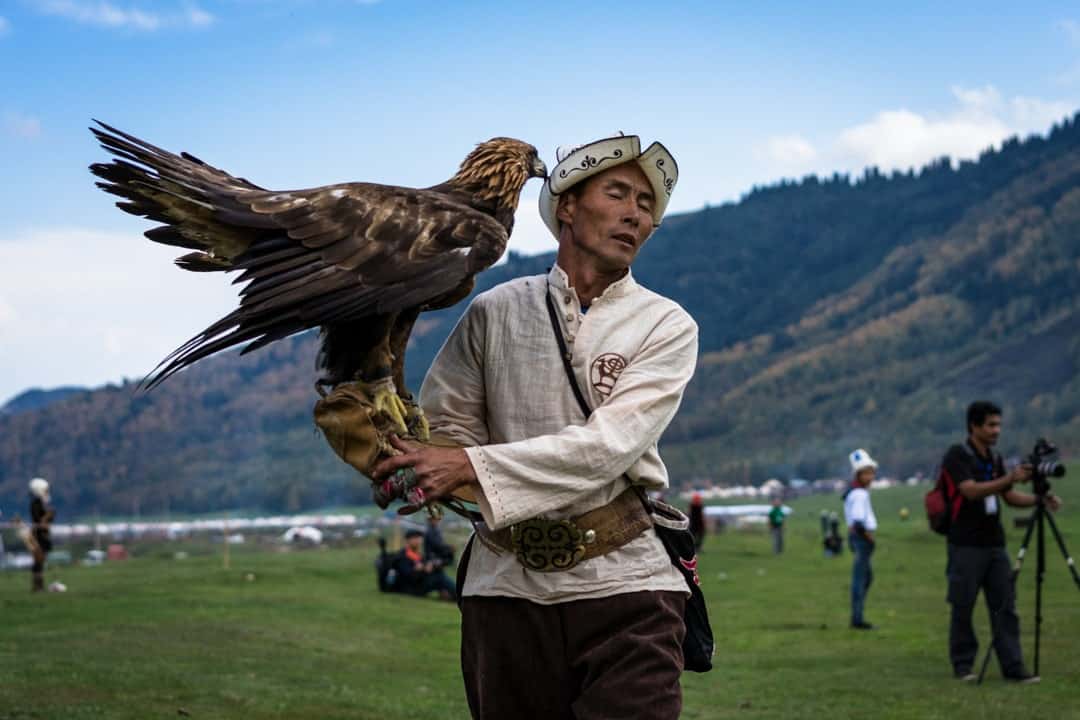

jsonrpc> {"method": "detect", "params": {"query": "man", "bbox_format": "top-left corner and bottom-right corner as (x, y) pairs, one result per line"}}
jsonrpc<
(390, 529), (456, 601)
(373, 134), (695, 719)
(767, 496), (785, 555)
(28, 477), (55, 593)
(689, 492), (706, 551)
(843, 449), (878, 629)
(941, 401), (1061, 683)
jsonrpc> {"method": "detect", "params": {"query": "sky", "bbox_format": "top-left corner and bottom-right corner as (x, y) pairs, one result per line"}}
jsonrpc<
(1, 0), (1079, 403)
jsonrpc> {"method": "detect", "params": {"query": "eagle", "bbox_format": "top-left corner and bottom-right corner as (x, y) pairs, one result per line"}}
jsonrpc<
(90, 121), (546, 438)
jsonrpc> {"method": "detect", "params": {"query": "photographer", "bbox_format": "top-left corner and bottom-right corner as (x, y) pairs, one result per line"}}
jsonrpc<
(941, 401), (1062, 683)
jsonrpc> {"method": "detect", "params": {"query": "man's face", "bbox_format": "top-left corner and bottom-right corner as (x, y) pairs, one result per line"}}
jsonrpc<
(856, 468), (876, 486)
(406, 535), (423, 552)
(556, 163), (656, 272)
(971, 414), (1003, 446)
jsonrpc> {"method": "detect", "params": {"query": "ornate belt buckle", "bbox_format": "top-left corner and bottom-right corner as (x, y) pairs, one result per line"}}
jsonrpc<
(511, 517), (587, 572)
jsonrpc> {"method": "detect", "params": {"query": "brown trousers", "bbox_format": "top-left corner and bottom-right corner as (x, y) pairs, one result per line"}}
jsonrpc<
(461, 591), (686, 720)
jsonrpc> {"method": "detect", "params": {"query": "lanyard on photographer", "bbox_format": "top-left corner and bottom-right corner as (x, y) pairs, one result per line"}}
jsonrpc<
(965, 440), (997, 482)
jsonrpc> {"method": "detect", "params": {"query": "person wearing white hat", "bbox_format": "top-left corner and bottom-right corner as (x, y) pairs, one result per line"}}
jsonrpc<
(374, 134), (696, 718)
(28, 477), (55, 593)
(844, 449), (878, 629)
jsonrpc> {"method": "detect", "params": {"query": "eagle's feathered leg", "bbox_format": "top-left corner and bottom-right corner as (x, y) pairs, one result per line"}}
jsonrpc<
(320, 316), (410, 436)
(389, 307), (429, 441)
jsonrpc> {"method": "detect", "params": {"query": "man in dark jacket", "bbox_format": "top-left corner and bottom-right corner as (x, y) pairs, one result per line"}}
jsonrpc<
(392, 529), (456, 601)
(28, 477), (55, 593)
(941, 401), (1061, 683)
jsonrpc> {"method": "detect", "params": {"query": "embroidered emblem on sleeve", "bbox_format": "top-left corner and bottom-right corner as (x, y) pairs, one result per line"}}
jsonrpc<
(590, 353), (627, 397)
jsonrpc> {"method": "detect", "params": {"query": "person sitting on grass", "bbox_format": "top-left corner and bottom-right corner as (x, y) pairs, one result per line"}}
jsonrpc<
(391, 529), (456, 602)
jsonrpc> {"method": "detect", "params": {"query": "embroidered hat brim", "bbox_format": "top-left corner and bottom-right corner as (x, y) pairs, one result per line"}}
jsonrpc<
(538, 134), (678, 238)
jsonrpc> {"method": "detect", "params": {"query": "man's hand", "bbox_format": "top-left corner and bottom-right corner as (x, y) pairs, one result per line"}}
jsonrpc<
(371, 435), (478, 503)
(1046, 494), (1063, 512)
(1010, 464), (1033, 485)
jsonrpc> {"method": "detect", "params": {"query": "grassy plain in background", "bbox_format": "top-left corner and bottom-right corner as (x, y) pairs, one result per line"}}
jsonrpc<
(2, 485), (1078, 719)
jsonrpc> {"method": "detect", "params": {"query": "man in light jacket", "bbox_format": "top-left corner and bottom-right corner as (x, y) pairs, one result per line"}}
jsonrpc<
(844, 449), (878, 630)
(373, 134), (697, 719)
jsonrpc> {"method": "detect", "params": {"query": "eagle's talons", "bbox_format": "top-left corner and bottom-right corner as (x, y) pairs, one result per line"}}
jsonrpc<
(404, 402), (431, 442)
(369, 380), (410, 437)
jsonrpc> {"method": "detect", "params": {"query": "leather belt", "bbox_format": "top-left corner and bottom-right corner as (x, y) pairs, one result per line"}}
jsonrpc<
(474, 487), (653, 572)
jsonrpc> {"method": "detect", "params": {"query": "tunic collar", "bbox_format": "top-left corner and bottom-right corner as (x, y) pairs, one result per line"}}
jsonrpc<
(546, 264), (638, 305)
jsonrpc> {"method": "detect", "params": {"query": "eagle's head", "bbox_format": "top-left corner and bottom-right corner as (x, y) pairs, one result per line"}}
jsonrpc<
(450, 137), (547, 212)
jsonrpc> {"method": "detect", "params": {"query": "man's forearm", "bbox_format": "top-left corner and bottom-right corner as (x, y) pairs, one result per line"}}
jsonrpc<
(959, 474), (1013, 499)
(1004, 490), (1036, 508)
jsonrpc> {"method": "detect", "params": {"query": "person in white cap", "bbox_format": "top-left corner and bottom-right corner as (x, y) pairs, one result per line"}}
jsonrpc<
(28, 477), (55, 593)
(373, 134), (696, 719)
(844, 449), (878, 629)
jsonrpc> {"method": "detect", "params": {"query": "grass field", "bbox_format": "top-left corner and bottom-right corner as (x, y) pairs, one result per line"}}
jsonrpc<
(2, 485), (1078, 719)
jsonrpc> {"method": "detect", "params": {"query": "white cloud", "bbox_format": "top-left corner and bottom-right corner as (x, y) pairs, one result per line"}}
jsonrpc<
(0, 295), (16, 326)
(0, 226), (240, 402)
(0, 16), (10, 35)
(835, 107), (1010, 170)
(766, 85), (1075, 180)
(758, 134), (818, 176)
(185, 6), (213, 27)
(34, 1), (214, 31)
(1009, 95), (1075, 131)
(4, 112), (42, 139)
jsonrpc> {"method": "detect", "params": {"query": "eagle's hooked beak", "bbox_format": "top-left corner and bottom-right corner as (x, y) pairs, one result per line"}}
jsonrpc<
(531, 158), (548, 179)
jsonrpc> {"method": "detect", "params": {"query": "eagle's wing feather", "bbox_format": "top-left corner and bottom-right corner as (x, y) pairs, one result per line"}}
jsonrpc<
(143, 186), (508, 387)
(90, 121), (511, 388)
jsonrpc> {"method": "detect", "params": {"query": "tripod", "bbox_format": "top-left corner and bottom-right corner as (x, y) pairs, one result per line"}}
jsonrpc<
(977, 486), (1080, 683)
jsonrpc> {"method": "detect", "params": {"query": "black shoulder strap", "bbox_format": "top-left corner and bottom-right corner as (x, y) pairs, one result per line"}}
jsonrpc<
(545, 284), (648, 506)
(544, 284), (593, 419)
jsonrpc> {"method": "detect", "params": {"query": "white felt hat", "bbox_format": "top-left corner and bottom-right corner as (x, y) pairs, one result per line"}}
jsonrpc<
(538, 134), (677, 238)
(29, 477), (50, 500)
(849, 449), (879, 474)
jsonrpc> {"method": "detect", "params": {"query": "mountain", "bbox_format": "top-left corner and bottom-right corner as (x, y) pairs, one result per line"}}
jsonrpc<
(3, 114), (1079, 516)
(2, 387), (88, 416)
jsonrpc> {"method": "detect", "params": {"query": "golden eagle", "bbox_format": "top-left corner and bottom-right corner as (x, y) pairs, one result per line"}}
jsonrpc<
(90, 121), (546, 436)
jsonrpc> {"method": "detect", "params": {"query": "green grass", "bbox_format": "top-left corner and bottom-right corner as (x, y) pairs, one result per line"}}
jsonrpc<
(2, 485), (1078, 719)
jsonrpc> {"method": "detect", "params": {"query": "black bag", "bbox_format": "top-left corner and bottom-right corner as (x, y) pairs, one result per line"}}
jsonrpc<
(646, 496), (715, 672)
(544, 286), (715, 673)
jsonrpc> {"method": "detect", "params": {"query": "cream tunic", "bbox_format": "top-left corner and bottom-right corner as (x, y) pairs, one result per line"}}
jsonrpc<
(419, 265), (697, 603)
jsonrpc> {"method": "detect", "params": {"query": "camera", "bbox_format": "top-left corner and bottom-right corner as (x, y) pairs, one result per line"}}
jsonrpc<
(1026, 438), (1066, 493)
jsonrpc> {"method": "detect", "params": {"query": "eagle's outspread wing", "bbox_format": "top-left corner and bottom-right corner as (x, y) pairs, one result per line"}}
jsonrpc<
(89, 121), (544, 389)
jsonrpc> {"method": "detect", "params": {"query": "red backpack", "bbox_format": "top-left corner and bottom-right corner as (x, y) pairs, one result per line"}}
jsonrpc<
(925, 444), (994, 535)
(925, 466), (958, 535)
